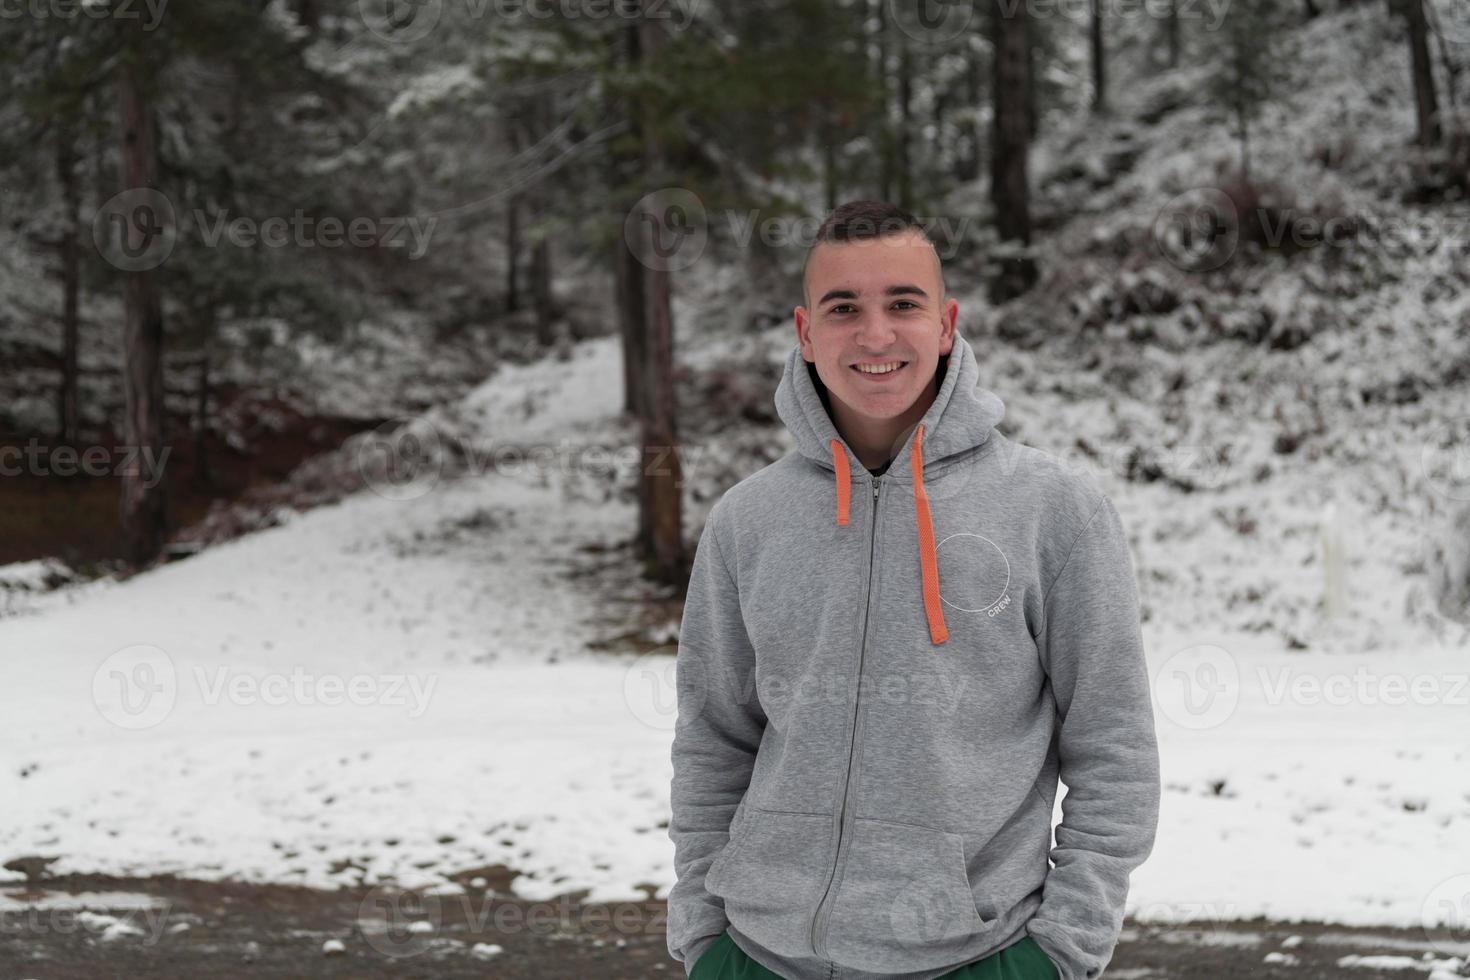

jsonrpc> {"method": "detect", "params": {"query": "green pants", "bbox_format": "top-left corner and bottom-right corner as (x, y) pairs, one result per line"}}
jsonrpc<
(690, 930), (1061, 980)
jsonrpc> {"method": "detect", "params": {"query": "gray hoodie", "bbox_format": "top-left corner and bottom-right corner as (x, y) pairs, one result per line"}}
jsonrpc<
(666, 331), (1160, 980)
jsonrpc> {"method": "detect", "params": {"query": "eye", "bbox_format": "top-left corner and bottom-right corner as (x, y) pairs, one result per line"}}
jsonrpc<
(829, 304), (855, 315)
(893, 300), (918, 310)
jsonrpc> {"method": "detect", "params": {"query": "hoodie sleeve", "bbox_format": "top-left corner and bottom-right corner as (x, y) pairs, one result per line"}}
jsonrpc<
(1024, 493), (1161, 980)
(666, 501), (767, 975)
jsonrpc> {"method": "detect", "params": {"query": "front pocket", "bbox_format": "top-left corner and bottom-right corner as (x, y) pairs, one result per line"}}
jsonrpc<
(704, 808), (834, 960)
(823, 817), (991, 972)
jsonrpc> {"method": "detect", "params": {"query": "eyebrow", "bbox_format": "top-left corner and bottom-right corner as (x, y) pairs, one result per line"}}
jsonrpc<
(818, 284), (930, 306)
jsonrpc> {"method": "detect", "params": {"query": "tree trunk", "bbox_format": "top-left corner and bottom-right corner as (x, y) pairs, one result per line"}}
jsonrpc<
(823, 117), (839, 210)
(531, 233), (555, 346)
(1237, 100), (1252, 181)
(505, 198), (521, 312)
(1424, 0), (1459, 117)
(1165, 0), (1181, 69)
(295, 0), (319, 32)
(1091, 0), (1107, 113)
(1401, 0), (1442, 145)
(193, 310), (213, 490)
(957, 56), (982, 182)
(875, 0), (893, 201)
(614, 20), (648, 421)
(636, 8), (685, 589)
(992, 0), (1032, 244)
(990, 0), (1038, 299)
(117, 56), (169, 568)
(56, 125), (81, 447)
(1025, 21), (1038, 142)
(615, 234), (647, 419)
(897, 35), (913, 207)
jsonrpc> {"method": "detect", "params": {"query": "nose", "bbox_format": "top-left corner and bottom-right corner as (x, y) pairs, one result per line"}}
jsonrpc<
(853, 309), (898, 352)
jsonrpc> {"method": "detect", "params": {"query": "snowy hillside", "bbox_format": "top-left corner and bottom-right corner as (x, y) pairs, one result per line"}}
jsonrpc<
(2, 0), (1469, 962)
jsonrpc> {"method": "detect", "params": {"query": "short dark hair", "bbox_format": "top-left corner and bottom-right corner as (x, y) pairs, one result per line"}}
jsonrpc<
(812, 200), (929, 244)
(802, 200), (943, 304)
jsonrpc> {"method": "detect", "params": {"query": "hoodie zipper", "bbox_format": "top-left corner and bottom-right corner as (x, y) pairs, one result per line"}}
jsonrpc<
(809, 474), (882, 961)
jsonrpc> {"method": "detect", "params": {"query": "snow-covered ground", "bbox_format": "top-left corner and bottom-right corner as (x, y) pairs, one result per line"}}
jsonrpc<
(4, 2), (1469, 955)
(2, 321), (1467, 943)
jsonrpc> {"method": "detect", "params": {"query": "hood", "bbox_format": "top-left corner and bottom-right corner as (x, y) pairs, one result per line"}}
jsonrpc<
(773, 331), (1007, 645)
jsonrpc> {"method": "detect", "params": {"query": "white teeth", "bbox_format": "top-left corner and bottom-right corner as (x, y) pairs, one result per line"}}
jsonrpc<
(855, 361), (905, 375)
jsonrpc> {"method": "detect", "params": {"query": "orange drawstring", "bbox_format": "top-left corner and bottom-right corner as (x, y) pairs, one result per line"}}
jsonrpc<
(911, 424), (949, 645)
(830, 427), (949, 646)
(830, 438), (850, 525)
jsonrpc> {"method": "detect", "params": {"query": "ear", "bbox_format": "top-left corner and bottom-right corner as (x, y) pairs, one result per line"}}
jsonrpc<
(794, 305), (814, 362)
(939, 297), (959, 354)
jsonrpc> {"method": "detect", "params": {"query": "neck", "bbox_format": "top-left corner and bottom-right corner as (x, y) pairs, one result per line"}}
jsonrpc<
(831, 370), (939, 471)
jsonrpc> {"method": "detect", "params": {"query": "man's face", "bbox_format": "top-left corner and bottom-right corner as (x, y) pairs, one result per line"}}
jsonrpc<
(794, 229), (958, 426)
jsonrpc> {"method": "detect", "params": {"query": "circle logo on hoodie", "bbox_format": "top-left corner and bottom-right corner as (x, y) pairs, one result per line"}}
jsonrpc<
(935, 532), (1012, 617)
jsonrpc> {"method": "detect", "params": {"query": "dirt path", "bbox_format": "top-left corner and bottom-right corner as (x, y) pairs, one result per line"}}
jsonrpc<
(1, 875), (1464, 979)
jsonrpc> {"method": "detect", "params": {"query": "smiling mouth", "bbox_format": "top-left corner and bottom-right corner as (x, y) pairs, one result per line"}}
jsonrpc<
(851, 361), (909, 376)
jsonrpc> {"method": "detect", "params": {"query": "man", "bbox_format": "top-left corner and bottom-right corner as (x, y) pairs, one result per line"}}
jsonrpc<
(666, 201), (1160, 980)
